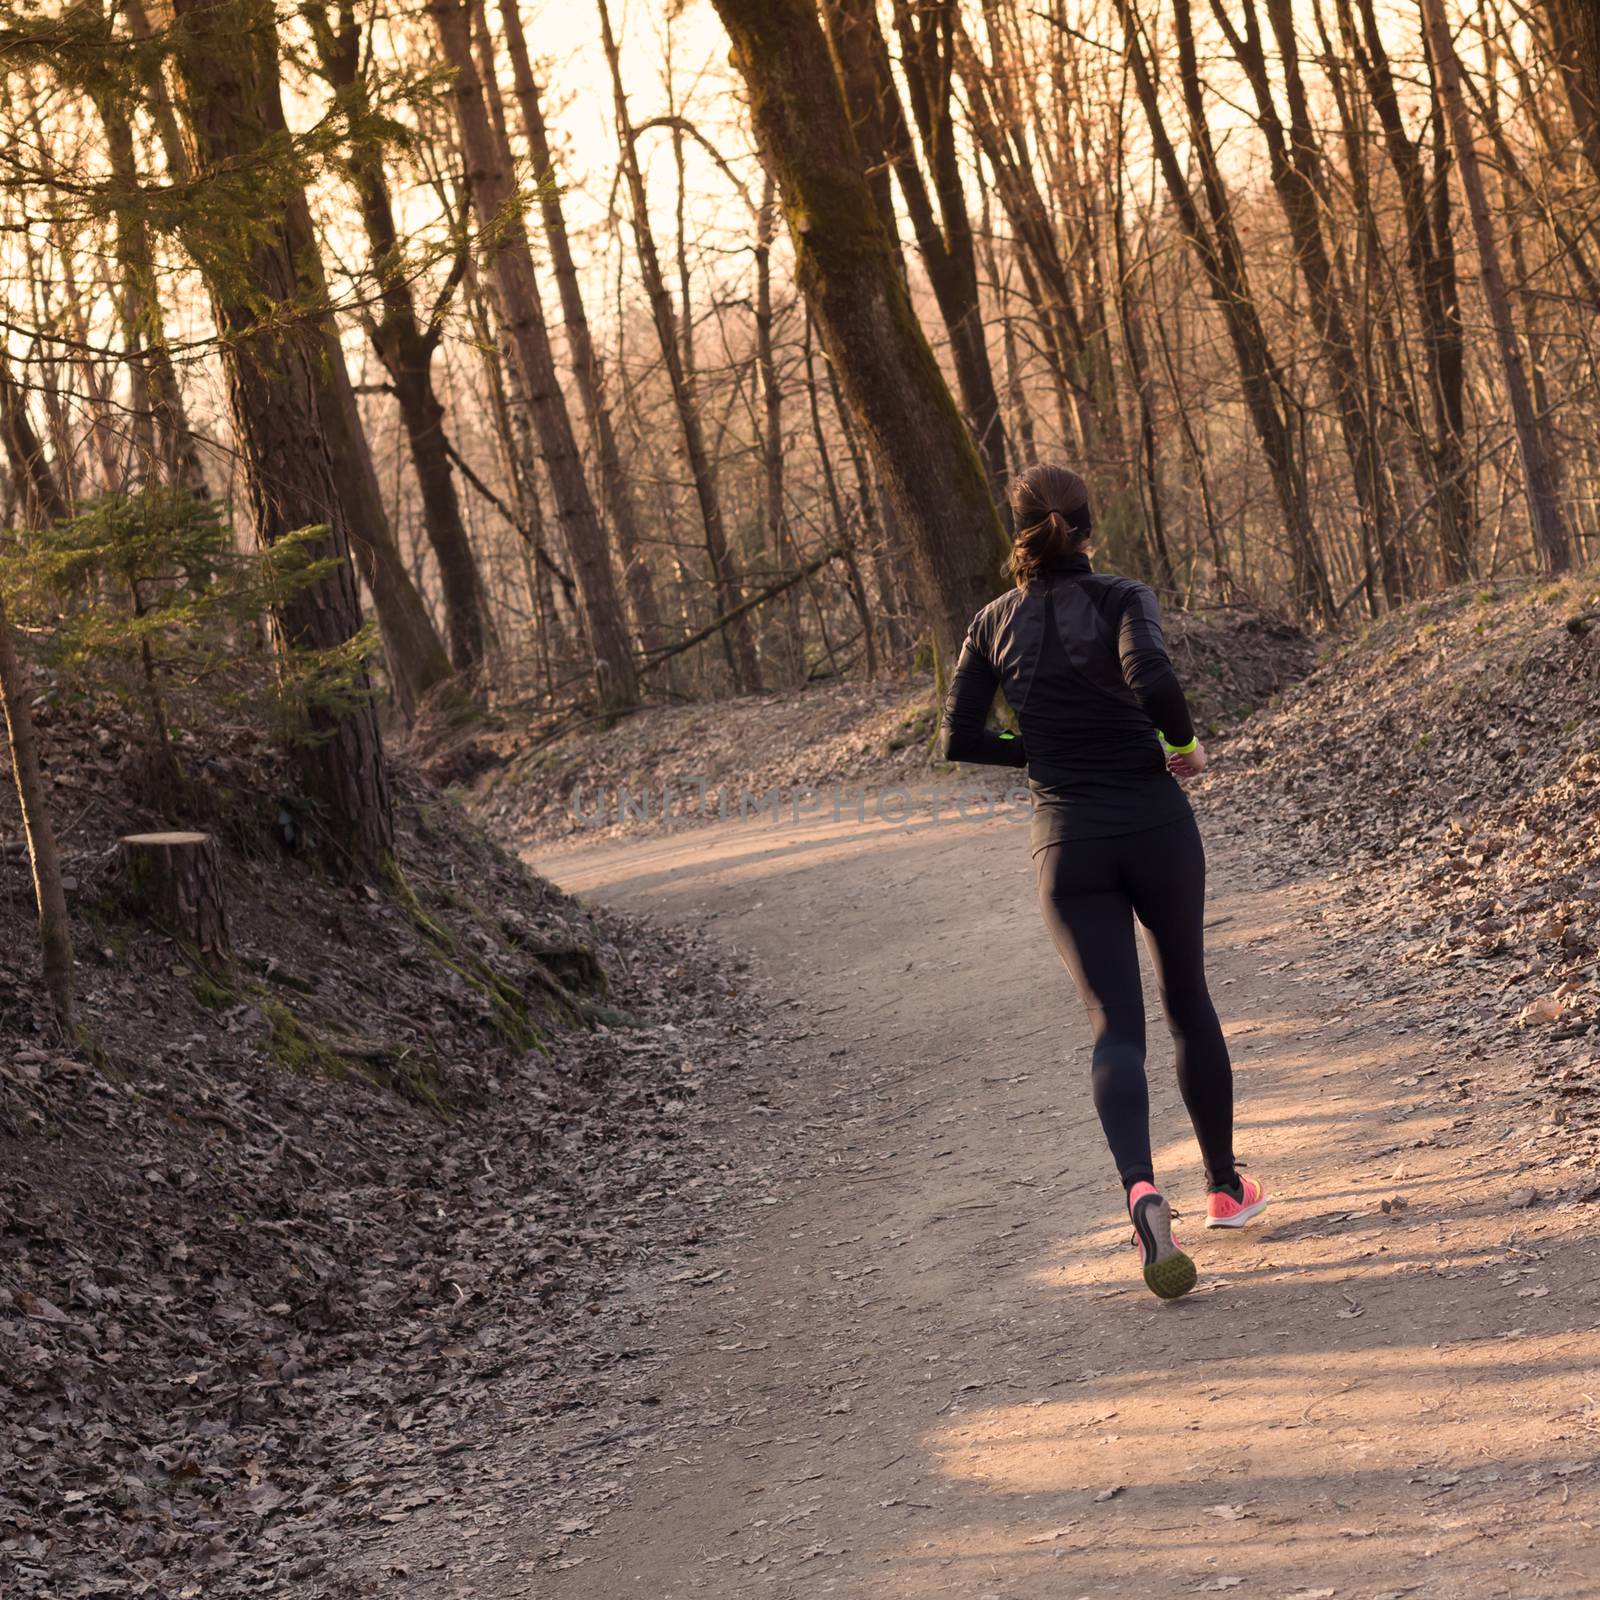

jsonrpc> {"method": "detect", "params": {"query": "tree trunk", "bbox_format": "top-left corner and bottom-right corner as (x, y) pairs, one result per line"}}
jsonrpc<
(803, 311), (878, 678)
(170, 0), (452, 729)
(821, 0), (1010, 514)
(91, 86), (209, 497)
(975, 185), (1037, 473)
(1338, 0), (1472, 582)
(816, 317), (911, 662)
(432, 0), (640, 712)
(496, 0), (670, 665)
(311, 3), (487, 680)
(596, 0), (761, 693)
(755, 170), (804, 685)
(0, 354), (69, 524)
(319, 333), (457, 722)
(893, 0), (1009, 510)
(1111, 147), (1178, 597)
(816, 0), (903, 253)
(121, 831), (230, 957)
(709, 0), (1009, 669)
(1420, 0), (1571, 572)
(1219, 0), (1404, 603)
(0, 589), (73, 1031)
(1112, 0), (1333, 620)
(955, 24), (1100, 463)
(169, 0), (394, 872)
(1542, 0), (1600, 183)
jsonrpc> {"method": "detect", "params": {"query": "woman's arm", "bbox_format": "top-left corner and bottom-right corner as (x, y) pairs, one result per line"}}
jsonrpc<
(1116, 584), (1197, 751)
(940, 629), (1027, 768)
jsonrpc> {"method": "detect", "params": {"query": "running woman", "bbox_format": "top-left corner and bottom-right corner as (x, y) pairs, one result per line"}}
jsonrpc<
(940, 463), (1266, 1300)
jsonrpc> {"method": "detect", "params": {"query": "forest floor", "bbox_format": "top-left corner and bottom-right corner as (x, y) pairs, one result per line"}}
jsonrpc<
(353, 572), (1600, 1599)
(0, 711), (770, 1597)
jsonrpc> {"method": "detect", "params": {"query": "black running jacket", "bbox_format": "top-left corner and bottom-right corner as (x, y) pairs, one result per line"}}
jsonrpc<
(939, 553), (1197, 848)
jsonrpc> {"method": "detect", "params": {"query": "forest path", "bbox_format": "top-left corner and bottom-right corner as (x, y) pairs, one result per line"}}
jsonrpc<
(443, 783), (1599, 1598)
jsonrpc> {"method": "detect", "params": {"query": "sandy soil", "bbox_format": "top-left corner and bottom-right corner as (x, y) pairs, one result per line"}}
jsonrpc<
(374, 777), (1600, 1599)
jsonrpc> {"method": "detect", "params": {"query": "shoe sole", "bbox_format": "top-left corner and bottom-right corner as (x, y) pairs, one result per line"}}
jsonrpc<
(1204, 1195), (1269, 1229)
(1131, 1192), (1197, 1300)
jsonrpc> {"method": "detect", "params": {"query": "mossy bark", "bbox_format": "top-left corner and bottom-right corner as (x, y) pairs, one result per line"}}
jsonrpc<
(168, 0), (396, 870)
(710, 0), (1009, 671)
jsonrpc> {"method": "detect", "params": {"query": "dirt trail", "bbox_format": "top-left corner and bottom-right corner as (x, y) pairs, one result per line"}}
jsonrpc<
(391, 781), (1600, 1599)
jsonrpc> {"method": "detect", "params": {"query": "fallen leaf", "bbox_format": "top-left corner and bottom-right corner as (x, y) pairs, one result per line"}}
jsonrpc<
(1518, 995), (1563, 1027)
(1094, 1484), (1125, 1502)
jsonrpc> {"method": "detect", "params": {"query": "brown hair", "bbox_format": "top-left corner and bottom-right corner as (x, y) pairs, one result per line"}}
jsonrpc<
(1005, 463), (1093, 587)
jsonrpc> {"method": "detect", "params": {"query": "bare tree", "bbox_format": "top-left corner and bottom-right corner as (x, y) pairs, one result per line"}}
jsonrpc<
(1337, 0), (1473, 583)
(87, 85), (208, 496)
(1112, 0), (1333, 619)
(310, 1), (488, 680)
(1214, 0), (1404, 602)
(1421, 0), (1571, 572)
(708, 0), (1009, 668)
(821, 0), (1010, 512)
(596, 0), (762, 692)
(431, 0), (640, 710)
(494, 0), (671, 668)
(1540, 0), (1600, 182)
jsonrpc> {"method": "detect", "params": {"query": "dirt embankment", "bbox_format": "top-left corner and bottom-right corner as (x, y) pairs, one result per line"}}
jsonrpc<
(0, 698), (761, 1598)
(466, 602), (1313, 852)
(1208, 570), (1600, 1132)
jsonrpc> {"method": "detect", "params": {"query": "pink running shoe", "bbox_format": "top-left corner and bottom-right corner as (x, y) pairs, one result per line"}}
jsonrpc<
(1205, 1172), (1269, 1229)
(1128, 1181), (1197, 1300)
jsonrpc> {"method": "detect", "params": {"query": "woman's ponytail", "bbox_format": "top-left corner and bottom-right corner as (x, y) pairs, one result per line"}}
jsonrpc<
(1005, 463), (1093, 588)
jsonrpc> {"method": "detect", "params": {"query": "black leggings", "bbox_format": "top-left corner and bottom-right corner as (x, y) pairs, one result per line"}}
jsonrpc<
(1034, 811), (1236, 1193)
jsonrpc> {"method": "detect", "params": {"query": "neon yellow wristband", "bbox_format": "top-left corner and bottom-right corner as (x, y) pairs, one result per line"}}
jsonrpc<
(1158, 732), (1198, 756)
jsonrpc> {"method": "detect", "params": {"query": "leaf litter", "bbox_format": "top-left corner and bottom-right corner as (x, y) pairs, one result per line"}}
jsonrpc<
(1206, 575), (1600, 1168)
(0, 693), (777, 1596)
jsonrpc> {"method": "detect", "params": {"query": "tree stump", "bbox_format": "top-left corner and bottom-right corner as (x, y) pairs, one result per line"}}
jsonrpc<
(120, 832), (230, 957)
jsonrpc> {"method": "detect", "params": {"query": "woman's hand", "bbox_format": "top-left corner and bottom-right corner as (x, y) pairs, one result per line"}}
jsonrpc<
(1167, 739), (1207, 780)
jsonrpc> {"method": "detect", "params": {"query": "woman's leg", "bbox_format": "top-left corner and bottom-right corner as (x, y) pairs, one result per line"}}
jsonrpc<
(1034, 843), (1153, 1190)
(1122, 813), (1237, 1189)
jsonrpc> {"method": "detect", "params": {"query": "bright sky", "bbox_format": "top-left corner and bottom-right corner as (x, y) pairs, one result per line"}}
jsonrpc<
(515, 0), (751, 272)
